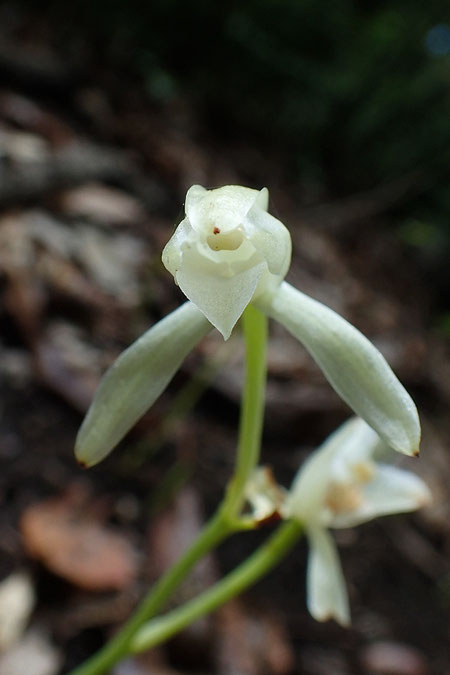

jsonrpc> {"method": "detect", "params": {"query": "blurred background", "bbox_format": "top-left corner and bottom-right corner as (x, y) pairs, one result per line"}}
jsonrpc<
(0, 1), (450, 673)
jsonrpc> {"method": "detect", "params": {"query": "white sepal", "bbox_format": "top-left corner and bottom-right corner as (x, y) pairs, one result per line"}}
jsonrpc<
(75, 302), (212, 467)
(306, 526), (350, 627)
(257, 282), (420, 456)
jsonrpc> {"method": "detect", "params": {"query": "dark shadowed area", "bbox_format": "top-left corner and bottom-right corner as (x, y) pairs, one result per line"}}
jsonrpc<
(0, 2), (450, 674)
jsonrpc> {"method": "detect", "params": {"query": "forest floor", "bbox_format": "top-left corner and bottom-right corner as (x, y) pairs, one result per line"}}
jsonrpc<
(1, 9), (450, 675)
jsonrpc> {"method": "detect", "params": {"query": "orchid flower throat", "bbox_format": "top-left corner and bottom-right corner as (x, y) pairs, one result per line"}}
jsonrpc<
(324, 458), (376, 517)
(182, 222), (258, 275)
(325, 447), (376, 508)
(207, 226), (245, 251)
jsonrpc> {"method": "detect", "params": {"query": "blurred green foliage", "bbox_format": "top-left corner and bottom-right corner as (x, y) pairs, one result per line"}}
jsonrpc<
(28, 0), (450, 247)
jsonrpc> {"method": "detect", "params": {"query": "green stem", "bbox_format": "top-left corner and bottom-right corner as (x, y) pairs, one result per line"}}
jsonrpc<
(68, 511), (231, 675)
(133, 520), (303, 653)
(223, 304), (268, 517)
(68, 305), (268, 675)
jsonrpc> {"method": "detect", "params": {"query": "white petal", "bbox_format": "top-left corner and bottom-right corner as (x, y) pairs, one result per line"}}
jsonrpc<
(161, 216), (192, 276)
(186, 185), (261, 233)
(75, 302), (212, 467)
(176, 255), (266, 339)
(329, 417), (381, 482)
(257, 282), (420, 456)
(243, 205), (292, 279)
(285, 418), (359, 521)
(184, 184), (207, 216)
(306, 527), (350, 627)
(331, 464), (431, 528)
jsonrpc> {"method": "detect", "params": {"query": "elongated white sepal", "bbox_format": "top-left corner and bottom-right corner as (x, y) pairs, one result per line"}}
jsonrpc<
(257, 282), (420, 456)
(307, 526), (350, 627)
(75, 302), (212, 467)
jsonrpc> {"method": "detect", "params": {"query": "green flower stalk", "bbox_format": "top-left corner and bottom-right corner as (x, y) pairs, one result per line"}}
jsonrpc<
(75, 184), (420, 467)
(132, 416), (430, 652)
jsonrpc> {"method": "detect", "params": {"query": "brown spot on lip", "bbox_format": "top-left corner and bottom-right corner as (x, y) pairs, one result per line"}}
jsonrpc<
(77, 459), (89, 469)
(213, 226), (220, 234)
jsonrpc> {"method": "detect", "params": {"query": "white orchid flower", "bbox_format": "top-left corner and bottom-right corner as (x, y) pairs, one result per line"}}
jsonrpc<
(75, 184), (421, 467)
(162, 185), (291, 340)
(283, 417), (431, 626)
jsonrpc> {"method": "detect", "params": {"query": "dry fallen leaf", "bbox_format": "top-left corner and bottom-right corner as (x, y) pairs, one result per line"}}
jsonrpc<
(0, 127), (50, 163)
(0, 91), (74, 146)
(58, 182), (145, 226)
(20, 492), (138, 591)
(300, 646), (352, 675)
(359, 641), (429, 675)
(113, 651), (183, 675)
(216, 602), (294, 675)
(34, 322), (103, 412)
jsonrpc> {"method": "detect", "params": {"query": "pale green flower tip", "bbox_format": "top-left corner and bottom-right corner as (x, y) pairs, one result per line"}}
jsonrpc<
(163, 185), (291, 338)
(75, 441), (91, 469)
(412, 429), (421, 458)
(74, 426), (110, 469)
(388, 407), (421, 458)
(74, 447), (100, 469)
(75, 453), (91, 470)
(74, 392), (130, 468)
